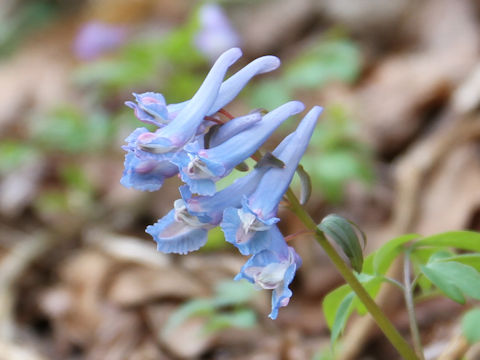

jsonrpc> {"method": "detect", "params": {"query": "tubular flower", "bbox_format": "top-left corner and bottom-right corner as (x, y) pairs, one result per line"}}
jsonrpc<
(121, 128), (179, 191)
(221, 106), (323, 255)
(146, 199), (214, 255)
(137, 48), (243, 157)
(120, 47), (323, 320)
(172, 101), (305, 195)
(166, 55), (280, 120)
(234, 226), (302, 319)
(125, 92), (170, 127)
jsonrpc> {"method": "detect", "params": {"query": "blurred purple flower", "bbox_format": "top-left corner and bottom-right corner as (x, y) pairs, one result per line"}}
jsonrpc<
(194, 4), (241, 61)
(74, 21), (127, 61)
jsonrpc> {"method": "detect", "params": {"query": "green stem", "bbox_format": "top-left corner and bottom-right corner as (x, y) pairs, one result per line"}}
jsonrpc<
(285, 188), (419, 360)
(403, 253), (425, 360)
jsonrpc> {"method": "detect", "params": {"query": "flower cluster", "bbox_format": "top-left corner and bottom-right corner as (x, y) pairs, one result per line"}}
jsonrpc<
(121, 48), (323, 319)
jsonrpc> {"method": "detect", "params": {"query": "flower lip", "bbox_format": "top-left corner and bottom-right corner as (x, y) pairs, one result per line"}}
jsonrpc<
(186, 156), (216, 179)
(173, 199), (209, 228)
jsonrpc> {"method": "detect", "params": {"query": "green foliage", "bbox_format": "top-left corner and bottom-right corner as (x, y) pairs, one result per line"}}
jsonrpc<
(420, 260), (480, 304)
(0, 1), (57, 57)
(330, 292), (355, 344)
(283, 38), (360, 89)
(373, 234), (419, 275)
(318, 214), (366, 273)
(461, 308), (480, 344)
(249, 36), (361, 110)
(73, 7), (205, 99)
(323, 230), (480, 344)
(31, 106), (112, 153)
(0, 141), (38, 175)
(300, 105), (374, 203)
(163, 280), (257, 336)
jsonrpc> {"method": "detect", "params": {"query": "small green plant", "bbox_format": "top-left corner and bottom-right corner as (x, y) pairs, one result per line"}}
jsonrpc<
(323, 231), (480, 357)
(162, 280), (258, 336)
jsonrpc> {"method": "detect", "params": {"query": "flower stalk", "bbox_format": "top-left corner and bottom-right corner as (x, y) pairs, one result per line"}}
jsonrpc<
(285, 188), (419, 360)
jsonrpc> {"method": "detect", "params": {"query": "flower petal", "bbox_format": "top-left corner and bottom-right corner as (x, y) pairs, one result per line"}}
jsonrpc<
(146, 210), (208, 254)
(143, 48), (243, 153)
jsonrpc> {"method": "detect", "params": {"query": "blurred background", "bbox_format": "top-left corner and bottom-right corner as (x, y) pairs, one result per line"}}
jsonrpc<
(0, 0), (479, 359)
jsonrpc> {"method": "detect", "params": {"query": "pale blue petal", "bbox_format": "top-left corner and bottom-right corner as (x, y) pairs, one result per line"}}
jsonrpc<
(166, 55), (281, 117)
(143, 48), (242, 151)
(182, 168), (265, 224)
(146, 210), (208, 254)
(120, 152), (177, 191)
(247, 106), (323, 219)
(207, 55), (280, 115)
(208, 112), (262, 147)
(205, 101), (305, 170)
(221, 208), (276, 255)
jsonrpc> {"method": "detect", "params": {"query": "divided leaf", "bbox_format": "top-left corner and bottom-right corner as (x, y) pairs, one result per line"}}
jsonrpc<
(420, 261), (480, 304)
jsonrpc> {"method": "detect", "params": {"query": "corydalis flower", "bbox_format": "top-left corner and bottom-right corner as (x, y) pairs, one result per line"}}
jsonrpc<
(128, 53), (280, 136)
(172, 101), (305, 196)
(137, 48), (243, 156)
(120, 128), (178, 191)
(146, 199), (214, 254)
(221, 106), (323, 255)
(194, 4), (240, 61)
(74, 21), (127, 61)
(125, 93), (169, 127)
(235, 226), (302, 319)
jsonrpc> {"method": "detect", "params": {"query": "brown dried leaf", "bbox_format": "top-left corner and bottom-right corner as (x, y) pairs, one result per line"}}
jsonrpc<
(107, 266), (206, 307)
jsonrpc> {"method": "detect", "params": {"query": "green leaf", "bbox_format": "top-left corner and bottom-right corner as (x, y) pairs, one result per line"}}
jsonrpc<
(461, 308), (480, 344)
(318, 214), (366, 272)
(323, 274), (383, 329)
(373, 234), (419, 275)
(420, 261), (480, 303)
(284, 39), (360, 89)
(296, 164), (312, 205)
(420, 264), (464, 303)
(205, 309), (256, 333)
(162, 299), (215, 335)
(323, 284), (352, 329)
(213, 280), (257, 306)
(331, 292), (355, 344)
(414, 231), (480, 252)
(437, 254), (480, 272)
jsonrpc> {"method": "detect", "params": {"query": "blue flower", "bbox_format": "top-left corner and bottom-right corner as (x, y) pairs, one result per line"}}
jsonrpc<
(137, 48), (243, 156)
(194, 4), (241, 61)
(180, 164), (268, 225)
(221, 106), (322, 254)
(172, 101), (305, 195)
(234, 226), (302, 319)
(137, 54), (280, 126)
(125, 92), (170, 127)
(120, 128), (179, 191)
(120, 152), (178, 191)
(206, 111), (262, 148)
(146, 199), (214, 255)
